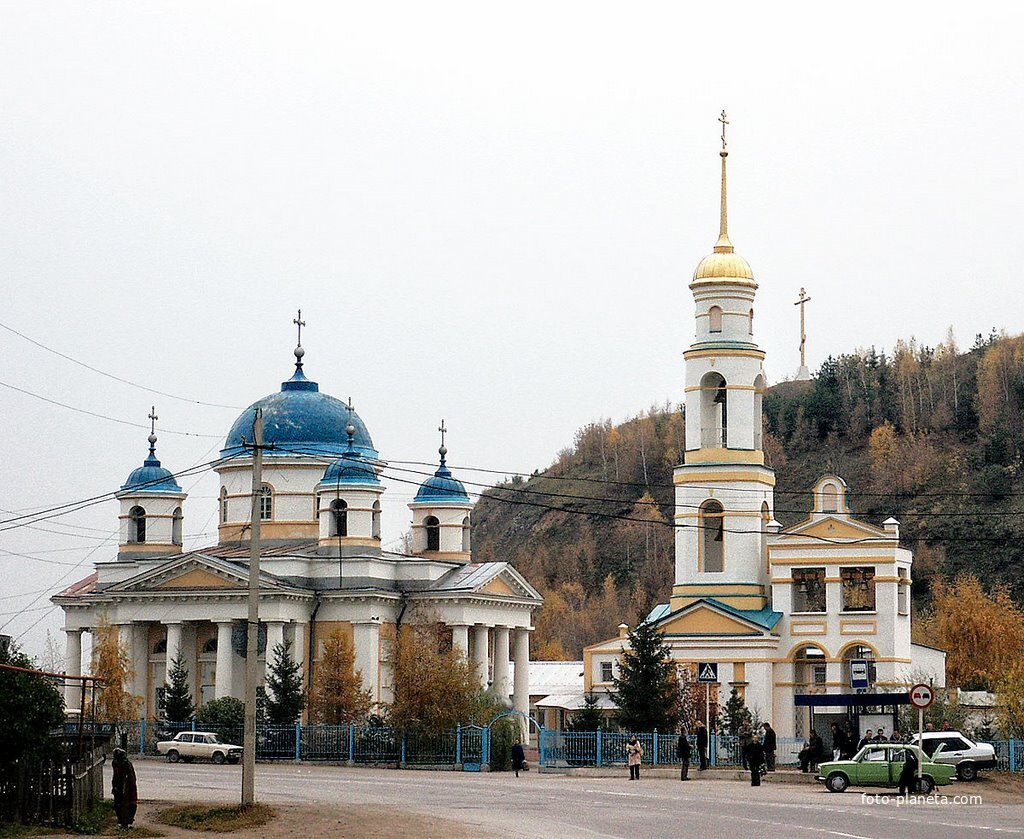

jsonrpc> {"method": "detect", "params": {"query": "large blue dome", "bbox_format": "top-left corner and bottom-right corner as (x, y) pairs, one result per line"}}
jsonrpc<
(221, 367), (378, 461)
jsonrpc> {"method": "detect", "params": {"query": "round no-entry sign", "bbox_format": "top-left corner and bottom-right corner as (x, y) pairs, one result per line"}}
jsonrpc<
(909, 683), (935, 709)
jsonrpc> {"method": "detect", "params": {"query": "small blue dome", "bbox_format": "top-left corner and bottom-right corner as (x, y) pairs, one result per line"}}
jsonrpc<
(121, 452), (182, 494)
(319, 451), (381, 486)
(413, 462), (470, 503)
(221, 366), (378, 461)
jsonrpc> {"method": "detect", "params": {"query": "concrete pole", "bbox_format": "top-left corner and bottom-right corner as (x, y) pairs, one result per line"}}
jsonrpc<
(215, 621), (235, 700)
(492, 626), (510, 700)
(64, 629), (83, 712)
(472, 625), (490, 688)
(242, 408), (264, 807)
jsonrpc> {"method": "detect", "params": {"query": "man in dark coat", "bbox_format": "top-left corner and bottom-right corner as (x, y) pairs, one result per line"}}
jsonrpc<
(111, 748), (138, 828)
(696, 722), (709, 771)
(744, 737), (765, 787)
(677, 731), (691, 780)
(511, 742), (526, 778)
(798, 730), (824, 773)
(761, 722), (777, 772)
(897, 746), (919, 796)
(858, 729), (875, 751)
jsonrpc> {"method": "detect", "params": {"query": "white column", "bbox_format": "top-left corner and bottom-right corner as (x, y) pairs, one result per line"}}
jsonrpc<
(451, 624), (469, 658)
(290, 622), (306, 679)
(115, 624), (139, 709)
(64, 629), (83, 712)
(165, 622), (183, 686)
(267, 621), (286, 663)
(513, 628), (530, 719)
(472, 625), (490, 688)
(215, 621), (235, 699)
(492, 626), (510, 700)
(353, 621), (381, 704)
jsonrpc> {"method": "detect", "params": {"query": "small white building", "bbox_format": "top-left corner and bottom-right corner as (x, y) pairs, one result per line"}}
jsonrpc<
(584, 133), (945, 740)
(54, 343), (542, 719)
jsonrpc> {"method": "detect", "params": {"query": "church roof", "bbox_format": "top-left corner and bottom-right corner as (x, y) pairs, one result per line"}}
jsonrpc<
(646, 598), (783, 632)
(120, 433), (182, 494)
(412, 445), (469, 503)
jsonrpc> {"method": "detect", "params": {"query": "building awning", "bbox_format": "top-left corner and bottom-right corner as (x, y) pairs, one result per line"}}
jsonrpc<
(795, 692), (910, 708)
(535, 693), (618, 711)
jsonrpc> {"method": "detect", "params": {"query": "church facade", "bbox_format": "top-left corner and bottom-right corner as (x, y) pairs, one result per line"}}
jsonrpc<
(583, 129), (945, 740)
(54, 347), (541, 719)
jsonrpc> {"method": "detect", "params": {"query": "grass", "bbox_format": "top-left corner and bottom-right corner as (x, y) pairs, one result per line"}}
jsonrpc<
(155, 804), (276, 833)
(1, 801), (161, 837)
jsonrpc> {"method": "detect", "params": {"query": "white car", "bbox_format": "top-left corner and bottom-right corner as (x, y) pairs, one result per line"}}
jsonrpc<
(156, 730), (243, 765)
(909, 731), (996, 781)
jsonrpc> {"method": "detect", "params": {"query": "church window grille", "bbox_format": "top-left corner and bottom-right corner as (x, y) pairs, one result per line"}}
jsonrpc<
(259, 484), (273, 521)
(792, 568), (826, 612)
(330, 500), (347, 537)
(600, 661), (613, 682)
(841, 567), (875, 612)
(425, 516), (440, 552)
(708, 305), (723, 333)
(172, 507), (183, 546)
(699, 500), (724, 572)
(372, 501), (382, 540)
(128, 506), (146, 544)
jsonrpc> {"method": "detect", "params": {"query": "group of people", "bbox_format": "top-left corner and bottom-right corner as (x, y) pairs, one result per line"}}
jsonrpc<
(625, 721), (777, 788)
(798, 722), (908, 772)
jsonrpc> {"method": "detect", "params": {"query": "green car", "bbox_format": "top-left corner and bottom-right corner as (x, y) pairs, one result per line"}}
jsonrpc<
(816, 743), (956, 793)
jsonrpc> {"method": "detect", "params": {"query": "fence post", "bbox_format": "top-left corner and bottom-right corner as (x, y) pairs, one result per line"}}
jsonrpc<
(191, 717), (196, 732)
(139, 719), (145, 756)
(596, 728), (602, 768)
(348, 723), (355, 764)
(711, 733), (717, 767)
(294, 723), (301, 762)
(1011, 739), (1017, 773)
(653, 730), (658, 767)
(483, 726), (490, 768)
(456, 723), (462, 768)
(401, 732), (407, 766)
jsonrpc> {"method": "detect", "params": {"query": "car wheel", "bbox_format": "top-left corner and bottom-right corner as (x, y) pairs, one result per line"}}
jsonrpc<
(167, 749), (180, 763)
(213, 751), (226, 765)
(917, 776), (935, 794)
(958, 762), (978, 782)
(826, 772), (849, 793)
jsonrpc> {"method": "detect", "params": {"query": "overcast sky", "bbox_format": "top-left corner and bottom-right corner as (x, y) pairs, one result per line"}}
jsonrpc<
(2, 2), (1023, 658)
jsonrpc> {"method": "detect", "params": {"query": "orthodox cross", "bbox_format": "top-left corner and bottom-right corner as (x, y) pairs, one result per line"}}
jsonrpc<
(794, 288), (812, 368)
(148, 406), (158, 435)
(718, 109), (729, 149)
(293, 309), (306, 346)
(438, 419), (447, 448)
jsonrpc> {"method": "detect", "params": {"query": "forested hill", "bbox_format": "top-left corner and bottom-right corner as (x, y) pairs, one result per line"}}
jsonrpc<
(471, 330), (1024, 659)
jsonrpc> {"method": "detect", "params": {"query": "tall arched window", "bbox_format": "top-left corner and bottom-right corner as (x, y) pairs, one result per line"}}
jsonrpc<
(821, 483), (839, 512)
(172, 507), (183, 546)
(372, 501), (382, 540)
(708, 305), (723, 333)
(748, 308), (754, 334)
(700, 372), (728, 448)
(462, 516), (471, 552)
(219, 487), (228, 524)
(128, 505), (146, 543)
(330, 499), (348, 537)
(259, 484), (274, 520)
(425, 516), (440, 552)
(700, 500), (724, 572)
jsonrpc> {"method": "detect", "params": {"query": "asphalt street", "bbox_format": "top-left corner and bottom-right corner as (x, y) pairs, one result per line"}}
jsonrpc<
(133, 761), (1023, 838)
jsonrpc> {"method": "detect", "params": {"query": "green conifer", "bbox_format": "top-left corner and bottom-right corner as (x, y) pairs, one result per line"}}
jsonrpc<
(265, 640), (305, 724)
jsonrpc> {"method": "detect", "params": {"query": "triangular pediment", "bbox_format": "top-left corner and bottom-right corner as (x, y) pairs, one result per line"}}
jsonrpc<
(782, 514), (890, 541)
(429, 562), (542, 601)
(657, 603), (768, 637)
(480, 576), (518, 596)
(107, 554), (292, 594)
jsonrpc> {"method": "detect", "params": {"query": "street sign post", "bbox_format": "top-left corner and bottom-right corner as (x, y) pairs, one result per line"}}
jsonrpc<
(909, 683), (935, 786)
(850, 659), (870, 690)
(697, 663), (719, 743)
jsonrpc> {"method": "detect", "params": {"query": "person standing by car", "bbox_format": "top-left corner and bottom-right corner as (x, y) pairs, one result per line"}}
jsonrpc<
(111, 748), (138, 829)
(626, 735), (644, 780)
(898, 746), (919, 796)
(677, 730), (691, 780)
(696, 722), (709, 771)
(761, 722), (776, 772)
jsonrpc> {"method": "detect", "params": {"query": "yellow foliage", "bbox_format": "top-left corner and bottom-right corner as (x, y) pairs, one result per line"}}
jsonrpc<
(90, 619), (141, 722)
(308, 630), (371, 724)
(996, 660), (1024, 738)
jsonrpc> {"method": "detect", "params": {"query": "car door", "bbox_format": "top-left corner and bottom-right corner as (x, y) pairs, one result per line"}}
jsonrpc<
(889, 747), (912, 785)
(174, 732), (192, 757)
(943, 736), (971, 765)
(857, 746), (891, 786)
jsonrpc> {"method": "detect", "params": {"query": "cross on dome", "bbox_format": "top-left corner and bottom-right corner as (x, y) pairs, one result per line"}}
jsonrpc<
(292, 309), (306, 369)
(147, 406), (158, 454)
(438, 419), (448, 464)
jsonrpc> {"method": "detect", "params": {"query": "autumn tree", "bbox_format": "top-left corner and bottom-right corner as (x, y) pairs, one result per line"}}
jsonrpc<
(308, 629), (371, 725)
(996, 661), (1024, 738)
(388, 620), (482, 732)
(91, 620), (141, 722)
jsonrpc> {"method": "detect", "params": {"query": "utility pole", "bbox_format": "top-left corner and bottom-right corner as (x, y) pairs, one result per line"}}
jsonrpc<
(242, 408), (264, 807)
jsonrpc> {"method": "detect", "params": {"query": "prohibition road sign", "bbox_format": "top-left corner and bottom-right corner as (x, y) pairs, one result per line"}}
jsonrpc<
(909, 683), (935, 709)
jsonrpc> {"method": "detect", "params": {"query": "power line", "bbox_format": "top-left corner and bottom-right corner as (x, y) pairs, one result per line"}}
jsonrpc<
(0, 319), (242, 409)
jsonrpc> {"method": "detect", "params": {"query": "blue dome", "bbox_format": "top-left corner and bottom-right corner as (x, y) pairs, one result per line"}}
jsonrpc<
(121, 452), (182, 494)
(319, 451), (381, 486)
(413, 462), (470, 503)
(221, 367), (378, 461)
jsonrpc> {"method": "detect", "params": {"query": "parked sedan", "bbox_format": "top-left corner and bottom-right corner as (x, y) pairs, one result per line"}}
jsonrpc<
(816, 743), (956, 793)
(156, 731), (243, 765)
(909, 731), (997, 781)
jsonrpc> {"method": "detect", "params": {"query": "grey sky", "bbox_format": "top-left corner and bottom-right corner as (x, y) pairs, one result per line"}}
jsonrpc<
(2, 2), (1022, 656)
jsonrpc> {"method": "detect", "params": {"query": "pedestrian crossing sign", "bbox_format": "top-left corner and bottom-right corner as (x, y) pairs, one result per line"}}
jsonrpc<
(697, 662), (719, 683)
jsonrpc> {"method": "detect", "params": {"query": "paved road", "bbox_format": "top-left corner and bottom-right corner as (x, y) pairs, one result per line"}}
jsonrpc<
(134, 762), (1023, 838)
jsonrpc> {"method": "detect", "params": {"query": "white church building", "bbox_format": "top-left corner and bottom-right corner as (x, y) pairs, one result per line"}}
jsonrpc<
(584, 128), (945, 740)
(54, 343), (541, 719)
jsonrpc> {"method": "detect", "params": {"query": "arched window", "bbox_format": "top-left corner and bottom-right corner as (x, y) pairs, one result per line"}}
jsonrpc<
(372, 501), (382, 540)
(708, 305), (723, 333)
(700, 500), (724, 572)
(821, 483), (839, 512)
(330, 499), (348, 537)
(128, 505), (146, 543)
(219, 487), (228, 524)
(700, 372), (728, 448)
(425, 516), (440, 552)
(462, 516), (471, 552)
(842, 644), (877, 687)
(259, 484), (273, 521)
(753, 374), (765, 450)
(314, 492), (321, 520)
(748, 308), (754, 334)
(172, 507), (183, 546)
(793, 645), (827, 690)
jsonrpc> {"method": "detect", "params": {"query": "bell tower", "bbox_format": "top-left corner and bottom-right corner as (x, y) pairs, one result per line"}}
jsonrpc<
(672, 113), (775, 612)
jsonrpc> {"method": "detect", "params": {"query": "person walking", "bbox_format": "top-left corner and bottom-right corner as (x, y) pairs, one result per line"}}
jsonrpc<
(111, 748), (138, 829)
(626, 735), (644, 780)
(761, 722), (776, 772)
(738, 722), (753, 770)
(897, 745), (919, 796)
(829, 722), (846, 761)
(696, 722), (709, 771)
(511, 741), (526, 778)
(677, 730), (692, 781)
(744, 736), (766, 787)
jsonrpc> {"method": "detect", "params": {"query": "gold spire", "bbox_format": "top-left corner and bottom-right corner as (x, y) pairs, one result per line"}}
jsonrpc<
(716, 110), (732, 253)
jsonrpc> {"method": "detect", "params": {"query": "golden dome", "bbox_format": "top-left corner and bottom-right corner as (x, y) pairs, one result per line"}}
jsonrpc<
(693, 238), (755, 282)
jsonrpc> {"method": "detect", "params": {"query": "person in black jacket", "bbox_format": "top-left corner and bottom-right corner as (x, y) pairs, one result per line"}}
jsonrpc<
(744, 737), (765, 787)
(897, 746), (919, 796)
(798, 730), (824, 772)
(677, 730), (692, 780)
(511, 741), (526, 778)
(696, 722), (709, 771)
(760, 722), (777, 772)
